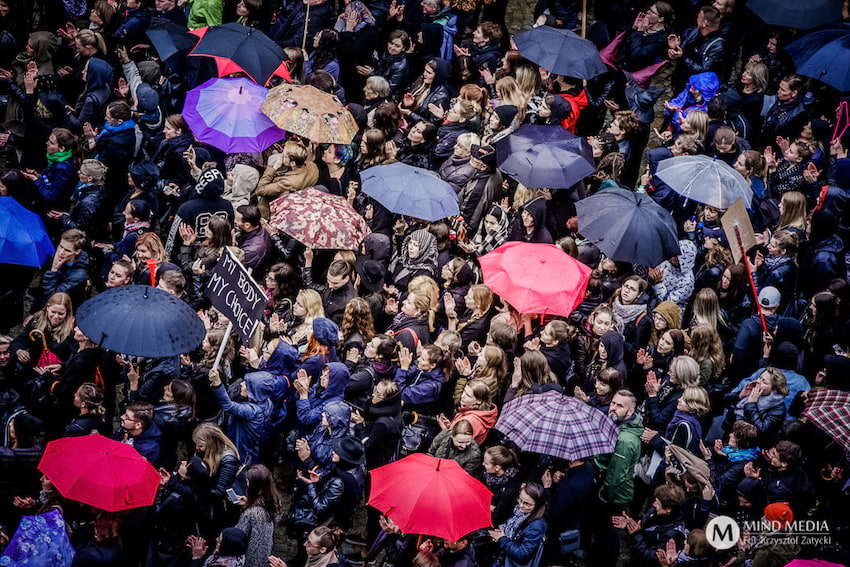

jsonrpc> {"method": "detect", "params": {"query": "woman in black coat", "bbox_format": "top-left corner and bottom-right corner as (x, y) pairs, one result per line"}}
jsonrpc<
(444, 284), (494, 350)
(65, 382), (111, 437)
(352, 380), (403, 468)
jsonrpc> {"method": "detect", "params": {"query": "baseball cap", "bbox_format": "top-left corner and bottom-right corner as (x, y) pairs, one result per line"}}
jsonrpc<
(758, 286), (781, 309)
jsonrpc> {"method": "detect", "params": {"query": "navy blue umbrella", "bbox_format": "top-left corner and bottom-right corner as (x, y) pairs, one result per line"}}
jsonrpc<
(0, 196), (54, 268)
(514, 26), (607, 79)
(785, 24), (850, 92)
(146, 17), (198, 68)
(494, 124), (594, 189)
(575, 187), (680, 267)
(361, 162), (459, 221)
(76, 285), (206, 357)
(747, 0), (843, 30)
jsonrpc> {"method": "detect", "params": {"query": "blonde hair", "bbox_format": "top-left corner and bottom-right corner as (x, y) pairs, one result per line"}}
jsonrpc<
(777, 191), (807, 232)
(683, 110), (709, 140)
(33, 292), (74, 343)
(744, 61), (769, 94)
(495, 77), (528, 122)
(456, 132), (480, 151)
(192, 423), (240, 475)
(679, 386), (711, 417)
(292, 289), (325, 344)
(283, 140), (308, 167)
(76, 29), (107, 53)
(81, 159), (108, 184)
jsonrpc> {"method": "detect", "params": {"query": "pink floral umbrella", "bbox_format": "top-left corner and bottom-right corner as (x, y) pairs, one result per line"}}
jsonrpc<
(269, 187), (370, 250)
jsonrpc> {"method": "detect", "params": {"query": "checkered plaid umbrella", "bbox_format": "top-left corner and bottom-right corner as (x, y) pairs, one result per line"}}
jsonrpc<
(495, 390), (619, 460)
(802, 388), (850, 453)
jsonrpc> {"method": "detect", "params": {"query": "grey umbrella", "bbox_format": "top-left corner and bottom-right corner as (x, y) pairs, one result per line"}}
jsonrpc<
(655, 155), (753, 209)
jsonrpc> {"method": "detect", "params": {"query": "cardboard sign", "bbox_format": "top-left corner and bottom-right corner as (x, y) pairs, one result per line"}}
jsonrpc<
(205, 247), (266, 344)
(721, 198), (756, 264)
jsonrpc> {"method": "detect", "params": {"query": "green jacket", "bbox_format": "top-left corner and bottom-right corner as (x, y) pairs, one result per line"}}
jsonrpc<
(187, 0), (222, 29)
(594, 413), (643, 505)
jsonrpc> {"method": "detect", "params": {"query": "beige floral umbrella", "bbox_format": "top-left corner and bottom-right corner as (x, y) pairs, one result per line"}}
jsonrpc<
(261, 84), (358, 144)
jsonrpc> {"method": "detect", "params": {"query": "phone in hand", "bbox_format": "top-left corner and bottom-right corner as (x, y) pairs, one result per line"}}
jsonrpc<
(226, 488), (240, 504)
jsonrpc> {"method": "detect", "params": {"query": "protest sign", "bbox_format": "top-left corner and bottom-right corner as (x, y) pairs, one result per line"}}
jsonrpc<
(206, 247), (266, 344)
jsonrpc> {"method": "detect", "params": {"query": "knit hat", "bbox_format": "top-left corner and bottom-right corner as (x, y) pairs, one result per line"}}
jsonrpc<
(470, 144), (497, 168)
(494, 105), (518, 126)
(135, 83), (160, 113)
(764, 502), (793, 530)
(312, 317), (340, 347)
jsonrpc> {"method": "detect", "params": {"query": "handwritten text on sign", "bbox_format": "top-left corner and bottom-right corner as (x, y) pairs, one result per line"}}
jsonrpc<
(206, 247), (265, 343)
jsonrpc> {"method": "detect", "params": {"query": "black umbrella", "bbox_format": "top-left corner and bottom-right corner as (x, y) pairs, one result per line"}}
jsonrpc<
(76, 285), (206, 358)
(146, 17), (198, 68)
(188, 23), (290, 86)
(494, 124), (594, 189)
(747, 0), (843, 30)
(575, 187), (680, 267)
(513, 26), (607, 79)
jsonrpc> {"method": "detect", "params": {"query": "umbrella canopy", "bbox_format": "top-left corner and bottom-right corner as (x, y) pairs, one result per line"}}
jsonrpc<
(514, 26), (607, 79)
(360, 162), (459, 221)
(0, 196), (55, 267)
(655, 155), (753, 209)
(368, 453), (492, 541)
(802, 389), (850, 454)
(146, 17), (198, 67)
(76, 285), (206, 357)
(479, 242), (591, 316)
(785, 24), (850, 92)
(262, 83), (358, 144)
(189, 23), (290, 85)
(269, 187), (370, 250)
(495, 390), (620, 461)
(183, 77), (286, 153)
(38, 435), (160, 512)
(747, 0), (843, 30)
(576, 186), (680, 267)
(494, 124), (594, 189)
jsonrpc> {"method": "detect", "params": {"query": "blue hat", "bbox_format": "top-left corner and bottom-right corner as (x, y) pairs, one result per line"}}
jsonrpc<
(312, 317), (339, 347)
(702, 225), (729, 248)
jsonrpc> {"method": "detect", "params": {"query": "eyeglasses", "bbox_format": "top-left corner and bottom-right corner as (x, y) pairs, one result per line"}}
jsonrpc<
(517, 497), (535, 508)
(622, 284), (639, 292)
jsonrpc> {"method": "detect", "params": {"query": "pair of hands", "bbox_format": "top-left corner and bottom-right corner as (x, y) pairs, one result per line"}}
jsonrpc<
(611, 511), (641, 534)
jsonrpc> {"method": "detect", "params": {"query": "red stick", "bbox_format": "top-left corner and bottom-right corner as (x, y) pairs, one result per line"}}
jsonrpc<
(734, 225), (767, 333)
(146, 259), (157, 287)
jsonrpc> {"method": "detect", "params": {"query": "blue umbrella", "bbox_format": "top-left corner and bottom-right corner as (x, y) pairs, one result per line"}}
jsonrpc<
(360, 162), (459, 221)
(494, 124), (594, 188)
(576, 187), (680, 267)
(0, 196), (54, 268)
(747, 0), (843, 30)
(146, 17), (198, 68)
(785, 24), (850, 92)
(514, 26), (607, 79)
(76, 285), (206, 357)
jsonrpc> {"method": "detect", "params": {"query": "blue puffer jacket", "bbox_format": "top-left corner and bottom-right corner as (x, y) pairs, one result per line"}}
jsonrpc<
(667, 72), (720, 132)
(395, 365), (444, 409)
(303, 400), (351, 470)
(34, 159), (75, 208)
(213, 371), (278, 464)
(498, 517), (547, 567)
(296, 362), (349, 427)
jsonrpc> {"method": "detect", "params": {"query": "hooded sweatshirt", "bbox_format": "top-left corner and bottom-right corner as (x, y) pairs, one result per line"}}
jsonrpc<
(223, 164), (259, 209)
(213, 371), (277, 464)
(66, 57), (113, 131)
(508, 197), (553, 244)
(165, 167), (235, 254)
(296, 362), (349, 427)
(667, 72), (720, 133)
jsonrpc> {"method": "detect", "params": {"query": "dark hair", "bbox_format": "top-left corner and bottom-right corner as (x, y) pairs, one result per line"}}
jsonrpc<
(596, 367), (623, 391)
(374, 101), (403, 140)
(159, 270), (185, 294)
(388, 28), (411, 50)
(654, 484), (686, 514)
(127, 199), (152, 222)
(0, 169), (28, 201)
(244, 464), (281, 521)
(311, 29), (339, 72)
(306, 69), (335, 93)
(107, 101), (132, 122)
(477, 21), (503, 42)
(205, 216), (233, 249)
(488, 322), (516, 352)
(699, 5), (721, 25)
(774, 440), (802, 467)
(781, 74), (806, 97)
(126, 401), (154, 429)
(370, 333), (398, 361)
(169, 379), (196, 415)
(11, 414), (42, 448)
(327, 259), (352, 279)
(520, 482), (547, 523)
(236, 204), (262, 227)
(267, 262), (301, 302)
(731, 420), (759, 449)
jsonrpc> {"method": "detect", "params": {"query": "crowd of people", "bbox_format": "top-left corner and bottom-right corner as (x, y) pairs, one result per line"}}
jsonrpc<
(0, 0), (850, 565)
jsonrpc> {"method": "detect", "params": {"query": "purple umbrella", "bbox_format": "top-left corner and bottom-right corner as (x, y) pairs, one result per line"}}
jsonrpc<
(183, 77), (285, 153)
(495, 390), (619, 460)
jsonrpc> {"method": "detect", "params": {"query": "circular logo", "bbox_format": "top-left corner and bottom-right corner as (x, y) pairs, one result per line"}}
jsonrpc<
(706, 516), (741, 550)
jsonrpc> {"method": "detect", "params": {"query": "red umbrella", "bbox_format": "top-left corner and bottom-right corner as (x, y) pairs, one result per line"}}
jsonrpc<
(479, 241), (591, 316)
(38, 435), (159, 512)
(368, 453), (492, 540)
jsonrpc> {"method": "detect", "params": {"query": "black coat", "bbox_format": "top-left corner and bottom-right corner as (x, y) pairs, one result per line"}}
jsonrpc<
(355, 392), (403, 468)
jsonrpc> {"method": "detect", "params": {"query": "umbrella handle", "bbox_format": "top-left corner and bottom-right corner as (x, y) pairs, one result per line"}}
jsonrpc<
(28, 329), (48, 352)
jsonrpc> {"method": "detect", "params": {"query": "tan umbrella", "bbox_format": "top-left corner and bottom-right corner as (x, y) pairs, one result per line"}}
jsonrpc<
(261, 84), (358, 144)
